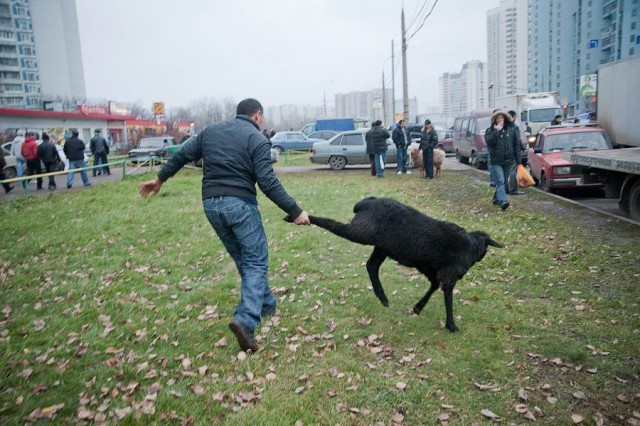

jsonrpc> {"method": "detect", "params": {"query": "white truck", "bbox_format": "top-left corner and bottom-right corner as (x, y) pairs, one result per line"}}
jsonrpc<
(569, 57), (640, 222)
(495, 92), (563, 143)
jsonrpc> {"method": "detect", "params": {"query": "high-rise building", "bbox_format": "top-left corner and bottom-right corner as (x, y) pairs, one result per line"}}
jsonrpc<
(528, 0), (639, 112)
(335, 88), (396, 125)
(0, 0), (85, 109)
(439, 60), (488, 119)
(487, 0), (528, 107)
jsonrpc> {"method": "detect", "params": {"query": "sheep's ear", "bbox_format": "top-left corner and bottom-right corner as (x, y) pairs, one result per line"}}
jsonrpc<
(487, 238), (503, 248)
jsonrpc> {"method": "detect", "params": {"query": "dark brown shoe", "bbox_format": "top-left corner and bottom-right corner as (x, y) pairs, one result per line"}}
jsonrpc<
(229, 319), (258, 352)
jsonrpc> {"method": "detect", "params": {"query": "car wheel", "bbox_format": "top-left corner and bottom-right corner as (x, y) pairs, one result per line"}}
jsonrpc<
(621, 180), (640, 222)
(273, 146), (283, 155)
(470, 152), (480, 169)
(540, 172), (553, 193)
(456, 150), (467, 164)
(329, 156), (347, 171)
(3, 167), (16, 180)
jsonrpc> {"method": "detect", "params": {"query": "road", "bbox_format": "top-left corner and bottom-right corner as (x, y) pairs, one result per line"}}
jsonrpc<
(1, 156), (636, 226)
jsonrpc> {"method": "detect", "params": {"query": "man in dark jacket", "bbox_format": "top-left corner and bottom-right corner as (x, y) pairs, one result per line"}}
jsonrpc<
(37, 133), (60, 190)
(368, 120), (390, 178)
(90, 129), (110, 176)
(392, 120), (411, 175)
(139, 98), (310, 353)
(63, 129), (91, 189)
(365, 127), (375, 176)
(419, 119), (438, 180)
(485, 110), (521, 211)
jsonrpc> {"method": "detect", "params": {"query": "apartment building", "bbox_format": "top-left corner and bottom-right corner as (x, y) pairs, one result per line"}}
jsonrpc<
(0, 0), (85, 109)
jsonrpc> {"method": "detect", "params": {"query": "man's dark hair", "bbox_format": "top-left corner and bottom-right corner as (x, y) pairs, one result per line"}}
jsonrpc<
(237, 98), (263, 116)
(508, 110), (516, 117)
(398, 119), (404, 125)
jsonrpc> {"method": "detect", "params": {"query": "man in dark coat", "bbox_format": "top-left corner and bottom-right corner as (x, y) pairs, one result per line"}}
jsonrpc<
(419, 119), (438, 180)
(37, 133), (60, 190)
(90, 129), (110, 176)
(63, 129), (91, 188)
(0, 146), (14, 193)
(392, 120), (411, 175)
(368, 120), (390, 178)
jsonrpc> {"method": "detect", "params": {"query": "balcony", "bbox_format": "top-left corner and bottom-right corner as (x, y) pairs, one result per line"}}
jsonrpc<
(601, 35), (615, 48)
(601, 23), (616, 37)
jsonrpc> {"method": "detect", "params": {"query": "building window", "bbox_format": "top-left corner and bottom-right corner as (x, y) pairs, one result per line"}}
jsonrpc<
(0, 30), (13, 39)
(0, 44), (16, 53)
(0, 71), (19, 79)
(632, 35), (637, 42)
(0, 57), (17, 65)
(632, 22), (636, 30)
(631, 48), (636, 55)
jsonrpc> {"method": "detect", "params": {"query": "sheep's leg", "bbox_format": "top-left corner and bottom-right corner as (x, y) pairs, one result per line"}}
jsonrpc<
(366, 247), (389, 307)
(412, 280), (439, 315)
(442, 283), (459, 332)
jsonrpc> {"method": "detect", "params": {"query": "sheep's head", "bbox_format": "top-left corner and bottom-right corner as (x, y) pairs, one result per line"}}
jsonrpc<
(470, 231), (502, 261)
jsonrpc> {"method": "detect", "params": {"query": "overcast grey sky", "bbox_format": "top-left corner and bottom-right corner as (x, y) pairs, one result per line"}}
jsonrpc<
(76, 0), (499, 112)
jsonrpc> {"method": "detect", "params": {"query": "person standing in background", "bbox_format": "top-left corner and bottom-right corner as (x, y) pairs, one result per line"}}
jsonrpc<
(419, 119), (438, 180)
(10, 130), (26, 187)
(392, 120), (411, 175)
(21, 132), (43, 190)
(90, 129), (110, 176)
(37, 133), (60, 190)
(64, 129), (91, 189)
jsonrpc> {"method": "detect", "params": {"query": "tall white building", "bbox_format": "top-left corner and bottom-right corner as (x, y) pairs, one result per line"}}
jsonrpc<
(439, 60), (488, 119)
(335, 88), (396, 125)
(487, 0), (528, 107)
(0, 0), (85, 109)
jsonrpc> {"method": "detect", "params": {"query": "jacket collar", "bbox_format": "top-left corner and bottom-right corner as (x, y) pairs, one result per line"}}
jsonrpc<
(236, 114), (259, 130)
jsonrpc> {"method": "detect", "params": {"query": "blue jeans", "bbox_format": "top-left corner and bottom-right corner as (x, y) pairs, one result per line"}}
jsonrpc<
(16, 158), (26, 178)
(490, 164), (508, 206)
(203, 196), (275, 331)
(507, 161), (517, 193)
(67, 160), (91, 187)
(396, 147), (407, 173)
(487, 154), (496, 186)
(374, 152), (387, 177)
(423, 149), (434, 178)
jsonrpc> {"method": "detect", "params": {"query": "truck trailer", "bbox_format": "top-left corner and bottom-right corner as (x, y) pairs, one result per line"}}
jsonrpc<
(569, 57), (640, 222)
(495, 92), (563, 142)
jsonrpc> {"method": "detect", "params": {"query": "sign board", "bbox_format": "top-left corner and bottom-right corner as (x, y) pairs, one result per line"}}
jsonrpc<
(588, 39), (599, 49)
(579, 74), (597, 97)
(108, 101), (132, 116)
(561, 96), (568, 105)
(79, 104), (107, 115)
(153, 102), (165, 116)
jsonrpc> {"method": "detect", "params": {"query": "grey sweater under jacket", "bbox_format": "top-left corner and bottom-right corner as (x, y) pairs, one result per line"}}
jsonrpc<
(157, 115), (303, 219)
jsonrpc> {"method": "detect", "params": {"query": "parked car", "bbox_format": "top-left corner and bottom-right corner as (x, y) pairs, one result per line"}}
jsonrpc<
(526, 124), (613, 192)
(451, 109), (494, 169)
(307, 130), (338, 141)
(270, 131), (323, 153)
(309, 128), (397, 170)
(1, 142), (17, 179)
(128, 136), (176, 164)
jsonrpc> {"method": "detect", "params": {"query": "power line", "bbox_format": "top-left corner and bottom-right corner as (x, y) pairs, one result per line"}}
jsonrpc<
(406, 0), (439, 43)
(406, 0), (430, 32)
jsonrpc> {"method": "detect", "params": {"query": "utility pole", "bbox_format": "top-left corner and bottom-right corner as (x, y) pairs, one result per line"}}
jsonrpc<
(382, 71), (386, 125)
(401, 8), (409, 122)
(391, 40), (396, 124)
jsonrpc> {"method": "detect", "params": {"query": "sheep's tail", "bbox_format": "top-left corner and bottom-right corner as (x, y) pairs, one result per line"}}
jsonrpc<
(283, 214), (369, 245)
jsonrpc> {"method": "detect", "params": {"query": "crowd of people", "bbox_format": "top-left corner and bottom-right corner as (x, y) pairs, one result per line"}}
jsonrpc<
(2, 128), (117, 192)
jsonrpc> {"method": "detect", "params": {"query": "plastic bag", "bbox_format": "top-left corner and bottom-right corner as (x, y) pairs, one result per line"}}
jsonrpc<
(517, 164), (535, 188)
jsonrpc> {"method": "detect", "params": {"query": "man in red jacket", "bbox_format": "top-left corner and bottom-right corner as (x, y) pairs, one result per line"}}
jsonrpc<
(21, 132), (42, 190)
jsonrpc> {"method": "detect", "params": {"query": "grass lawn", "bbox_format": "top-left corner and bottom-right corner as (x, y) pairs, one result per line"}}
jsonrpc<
(1, 166), (639, 425)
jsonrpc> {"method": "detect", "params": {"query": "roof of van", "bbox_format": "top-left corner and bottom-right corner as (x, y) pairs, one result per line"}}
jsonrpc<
(455, 109), (495, 118)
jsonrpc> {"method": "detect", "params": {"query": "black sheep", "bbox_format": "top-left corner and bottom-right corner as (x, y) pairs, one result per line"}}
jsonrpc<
(286, 197), (502, 332)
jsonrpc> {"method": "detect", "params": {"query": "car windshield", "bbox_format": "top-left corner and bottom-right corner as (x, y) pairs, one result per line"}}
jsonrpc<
(529, 108), (563, 122)
(139, 138), (164, 148)
(476, 117), (491, 134)
(543, 131), (610, 153)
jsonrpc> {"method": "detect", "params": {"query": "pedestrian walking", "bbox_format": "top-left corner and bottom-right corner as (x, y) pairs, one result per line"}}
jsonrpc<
(485, 110), (521, 211)
(138, 98), (310, 353)
(392, 120), (411, 175)
(37, 133), (60, 190)
(90, 129), (110, 176)
(419, 119), (438, 180)
(63, 129), (91, 189)
(21, 132), (43, 190)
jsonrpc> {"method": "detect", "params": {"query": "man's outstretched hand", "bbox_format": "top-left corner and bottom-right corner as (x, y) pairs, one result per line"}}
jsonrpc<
(284, 211), (310, 225)
(139, 177), (163, 198)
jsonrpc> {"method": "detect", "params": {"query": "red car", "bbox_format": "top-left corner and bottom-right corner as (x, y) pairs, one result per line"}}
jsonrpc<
(526, 124), (613, 192)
